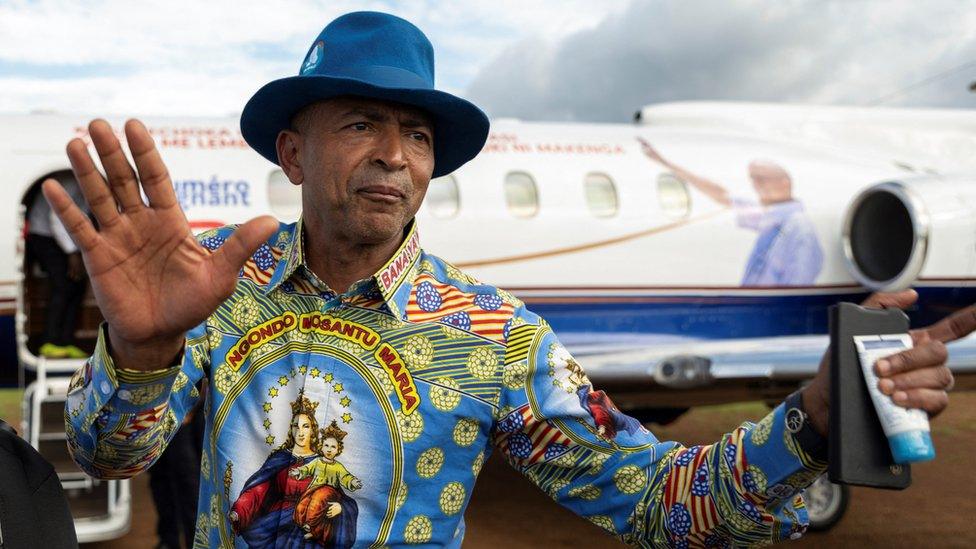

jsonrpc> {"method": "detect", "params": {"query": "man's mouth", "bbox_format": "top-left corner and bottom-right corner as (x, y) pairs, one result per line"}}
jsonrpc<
(357, 185), (405, 204)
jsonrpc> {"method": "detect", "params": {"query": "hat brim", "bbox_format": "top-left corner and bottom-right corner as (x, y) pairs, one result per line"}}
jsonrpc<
(240, 74), (489, 178)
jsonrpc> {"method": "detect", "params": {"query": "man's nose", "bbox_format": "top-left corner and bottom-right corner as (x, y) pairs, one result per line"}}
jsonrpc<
(371, 127), (408, 171)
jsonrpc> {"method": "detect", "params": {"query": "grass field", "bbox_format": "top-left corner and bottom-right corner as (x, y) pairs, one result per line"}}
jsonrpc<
(0, 388), (23, 427)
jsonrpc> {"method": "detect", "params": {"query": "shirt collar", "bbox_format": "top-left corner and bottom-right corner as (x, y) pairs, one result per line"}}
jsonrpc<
(766, 199), (803, 216)
(266, 217), (422, 318)
(756, 199), (804, 229)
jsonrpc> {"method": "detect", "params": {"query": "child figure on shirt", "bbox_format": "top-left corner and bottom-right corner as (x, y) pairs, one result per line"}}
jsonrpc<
(290, 420), (363, 542)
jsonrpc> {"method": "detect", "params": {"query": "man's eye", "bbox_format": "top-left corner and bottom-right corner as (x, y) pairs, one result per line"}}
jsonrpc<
(351, 123), (369, 131)
(410, 132), (430, 142)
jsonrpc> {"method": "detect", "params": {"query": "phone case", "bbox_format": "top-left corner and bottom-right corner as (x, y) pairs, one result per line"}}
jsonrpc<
(828, 302), (912, 489)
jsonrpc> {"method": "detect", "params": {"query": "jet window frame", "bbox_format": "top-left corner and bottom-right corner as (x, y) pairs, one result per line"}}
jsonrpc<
(503, 171), (540, 218)
(424, 174), (461, 219)
(583, 172), (619, 218)
(656, 172), (692, 219)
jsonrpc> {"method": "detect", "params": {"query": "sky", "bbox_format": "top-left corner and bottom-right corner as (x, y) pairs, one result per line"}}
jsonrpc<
(1, 0), (974, 122)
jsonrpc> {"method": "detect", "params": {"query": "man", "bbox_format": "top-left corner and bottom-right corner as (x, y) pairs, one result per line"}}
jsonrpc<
(638, 138), (824, 286)
(52, 12), (960, 547)
(25, 173), (89, 358)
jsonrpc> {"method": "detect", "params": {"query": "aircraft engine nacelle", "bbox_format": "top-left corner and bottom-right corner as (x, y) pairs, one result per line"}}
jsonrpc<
(842, 176), (976, 291)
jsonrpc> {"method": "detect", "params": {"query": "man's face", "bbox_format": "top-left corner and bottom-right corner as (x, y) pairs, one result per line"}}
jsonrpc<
(288, 96), (435, 246)
(323, 437), (340, 459)
(748, 161), (792, 206)
(292, 414), (313, 449)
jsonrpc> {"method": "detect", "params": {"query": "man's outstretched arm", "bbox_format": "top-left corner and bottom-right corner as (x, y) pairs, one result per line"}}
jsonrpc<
(637, 137), (732, 207)
(493, 291), (958, 546)
(493, 316), (822, 546)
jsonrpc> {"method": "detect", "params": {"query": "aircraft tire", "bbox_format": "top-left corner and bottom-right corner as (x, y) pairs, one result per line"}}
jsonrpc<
(802, 474), (849, 531)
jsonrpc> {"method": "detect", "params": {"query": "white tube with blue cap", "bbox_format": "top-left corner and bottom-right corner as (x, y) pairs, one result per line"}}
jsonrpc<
(853, 334), (935, 464)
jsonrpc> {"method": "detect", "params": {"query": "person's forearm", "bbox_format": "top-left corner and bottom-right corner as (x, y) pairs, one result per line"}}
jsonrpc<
(66, 324), (205, 479)
(107, 324), (185, 372)
(670, 165), (732, 206)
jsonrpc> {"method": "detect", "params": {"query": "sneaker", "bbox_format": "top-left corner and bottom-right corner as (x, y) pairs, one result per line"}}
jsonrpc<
(39, 343), (69, 359)
(63, 345), (88, 359)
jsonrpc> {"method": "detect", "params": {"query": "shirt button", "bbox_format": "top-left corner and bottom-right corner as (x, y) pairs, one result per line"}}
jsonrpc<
(99, 381), (112, 395)
(118, 389), (132, 401)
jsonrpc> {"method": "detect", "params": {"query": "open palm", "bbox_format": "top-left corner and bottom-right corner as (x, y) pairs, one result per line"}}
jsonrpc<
(43, 119), (278, 368)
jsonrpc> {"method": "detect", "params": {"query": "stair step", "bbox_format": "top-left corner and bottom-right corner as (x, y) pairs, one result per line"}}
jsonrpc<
(59, 476), (94, 491)
(64, 482), (111, 520)
(36, 438), (84, 476)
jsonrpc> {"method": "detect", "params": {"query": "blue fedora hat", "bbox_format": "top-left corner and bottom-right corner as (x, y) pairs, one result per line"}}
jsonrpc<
(240, 11), (489, 178)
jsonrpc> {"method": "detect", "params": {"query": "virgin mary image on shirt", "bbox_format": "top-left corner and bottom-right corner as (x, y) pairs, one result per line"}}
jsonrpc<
(229, 391), (360, 548)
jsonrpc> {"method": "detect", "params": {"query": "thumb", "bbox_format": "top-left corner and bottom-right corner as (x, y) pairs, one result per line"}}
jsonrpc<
(861, 289), (918, 310)
(210, 216), (280, 282)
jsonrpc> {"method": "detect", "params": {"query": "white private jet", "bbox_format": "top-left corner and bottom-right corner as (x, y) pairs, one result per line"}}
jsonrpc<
(3, 101), (975, 539)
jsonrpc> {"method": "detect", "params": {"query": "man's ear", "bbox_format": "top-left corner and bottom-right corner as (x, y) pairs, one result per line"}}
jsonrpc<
(276, 130), (304, 186)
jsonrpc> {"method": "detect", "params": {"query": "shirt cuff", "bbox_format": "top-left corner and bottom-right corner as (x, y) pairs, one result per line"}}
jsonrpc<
(89, 323), (183, 413)
(783, 390), (828, 462)
(741, 400), (829, 504)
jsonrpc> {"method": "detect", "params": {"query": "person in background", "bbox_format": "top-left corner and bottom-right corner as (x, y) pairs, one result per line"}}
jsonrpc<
(638, 137), (824, 286)
(26, 174), (89, 358)
(148, 380), (206, 549)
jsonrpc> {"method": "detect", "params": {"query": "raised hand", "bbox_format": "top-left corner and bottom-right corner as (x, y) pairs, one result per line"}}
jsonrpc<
(43, 119), (278, 371)
(636, 136), (668, 166)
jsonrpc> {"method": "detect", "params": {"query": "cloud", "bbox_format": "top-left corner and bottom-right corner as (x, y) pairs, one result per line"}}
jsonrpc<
(466, 0), (976, 122)
(0, 0), (618, 116)
(7, 0), (970, 121)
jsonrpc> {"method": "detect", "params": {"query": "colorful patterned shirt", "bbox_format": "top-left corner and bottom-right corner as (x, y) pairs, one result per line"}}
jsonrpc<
(66, 219), (827, 548)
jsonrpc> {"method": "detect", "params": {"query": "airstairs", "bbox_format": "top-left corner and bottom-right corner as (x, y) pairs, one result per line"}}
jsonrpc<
(15, 224), (131, 543)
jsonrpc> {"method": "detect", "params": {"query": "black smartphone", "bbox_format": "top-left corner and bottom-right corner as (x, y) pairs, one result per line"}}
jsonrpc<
(828, 302), (912, 489)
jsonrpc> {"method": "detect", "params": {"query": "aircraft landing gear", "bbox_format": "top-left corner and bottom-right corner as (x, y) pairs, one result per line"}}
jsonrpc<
(802, 474), (849, 531)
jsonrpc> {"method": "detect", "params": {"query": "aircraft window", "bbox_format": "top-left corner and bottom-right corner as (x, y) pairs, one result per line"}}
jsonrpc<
(267, 169), (302, 221)
(584, 173), (618, 218)
(425, 174), (460, 218)
(657, 172), (691, 219)
(504, 172), (539, 218)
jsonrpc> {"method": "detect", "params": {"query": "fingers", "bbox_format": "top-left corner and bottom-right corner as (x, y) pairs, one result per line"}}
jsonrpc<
(875, 339), (953, 417)
(875, 339), (948, 377)
(209, 216), (279, 282)
(919, 304), (976, 344)
(88, 119), (144, 213)
(861, 289), (918, 310)
(41, 179), (99, 252)
(884, 388), (949, 417)
(125, 119), (179, 209)
(878, 365), (954, 395)
(66, 138), (122, 228)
